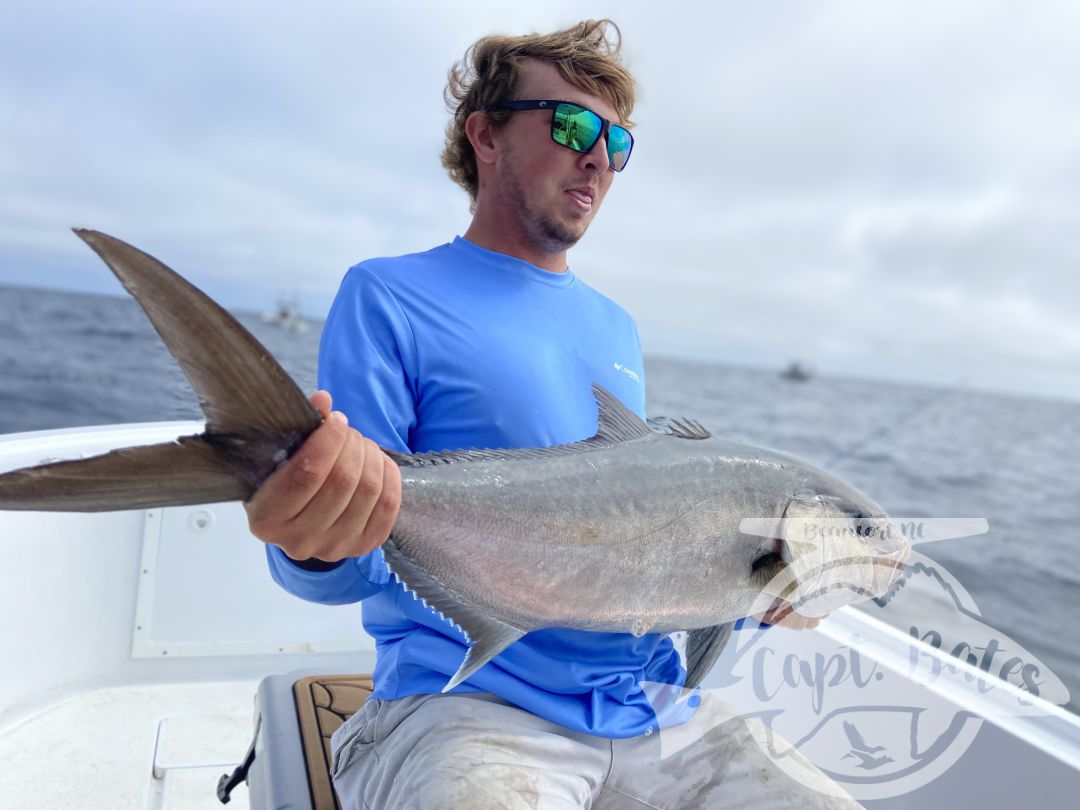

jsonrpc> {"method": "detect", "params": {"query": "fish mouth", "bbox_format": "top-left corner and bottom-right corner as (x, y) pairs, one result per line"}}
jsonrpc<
(751, 499), (911, 612)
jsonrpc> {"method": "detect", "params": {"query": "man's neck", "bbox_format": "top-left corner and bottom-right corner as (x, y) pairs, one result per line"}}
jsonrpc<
(463, 210), (569, 274)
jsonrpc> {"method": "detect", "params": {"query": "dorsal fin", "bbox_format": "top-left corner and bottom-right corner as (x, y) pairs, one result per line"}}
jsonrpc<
(684, 622), (735, 689)
(590, 382), (653, 443)
(647, 416), (712, 440)
(385, 383), (653, 468)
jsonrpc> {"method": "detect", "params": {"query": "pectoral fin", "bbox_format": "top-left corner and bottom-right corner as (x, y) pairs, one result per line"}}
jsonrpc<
(685, 622), (735, 690)
(381, 538), (527, 692)
(443, 618), (526, 693)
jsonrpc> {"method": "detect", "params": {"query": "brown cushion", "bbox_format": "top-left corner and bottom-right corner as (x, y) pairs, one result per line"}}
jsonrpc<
(293, 674), (375, 810)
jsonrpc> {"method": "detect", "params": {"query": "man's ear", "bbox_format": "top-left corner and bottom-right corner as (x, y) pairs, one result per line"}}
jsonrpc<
(465, 111), (498, 167)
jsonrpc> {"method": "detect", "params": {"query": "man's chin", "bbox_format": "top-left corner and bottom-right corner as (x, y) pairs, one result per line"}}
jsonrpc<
(537, 215), (589, 251)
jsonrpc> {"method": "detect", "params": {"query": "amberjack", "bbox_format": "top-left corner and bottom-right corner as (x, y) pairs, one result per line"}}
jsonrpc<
(0, 231), (909, 691)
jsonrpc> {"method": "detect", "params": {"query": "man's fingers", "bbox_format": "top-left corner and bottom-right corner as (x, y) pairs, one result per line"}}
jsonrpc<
(764, 609), (791, 626)
(355, 453), (402, 554)
(324, 438), (390, 556)
(309, 389), (333, 419)
(763, 601), (793, 624)
(751, 599), (826, 630)
(243, 399), (400, 564)
(292, 428), (368, 544)
(249, 416), (351, 531)
(766, 606), (824, 630)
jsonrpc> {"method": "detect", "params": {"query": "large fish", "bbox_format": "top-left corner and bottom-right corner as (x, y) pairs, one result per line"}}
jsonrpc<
(0, 230), (909, 691)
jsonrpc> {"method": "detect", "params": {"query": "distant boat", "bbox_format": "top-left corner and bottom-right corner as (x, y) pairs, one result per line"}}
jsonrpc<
(781, 360), (812, 381)
(261, 294), (309, 333)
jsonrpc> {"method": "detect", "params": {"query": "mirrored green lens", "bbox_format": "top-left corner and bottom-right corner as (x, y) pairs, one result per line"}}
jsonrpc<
(550, 102), (633, 171)
(553, 103), (603, 152)
(608, 125), (633, 171)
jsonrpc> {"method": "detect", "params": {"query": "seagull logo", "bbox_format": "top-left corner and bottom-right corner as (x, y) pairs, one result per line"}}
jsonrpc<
(841, 720), (894, 770)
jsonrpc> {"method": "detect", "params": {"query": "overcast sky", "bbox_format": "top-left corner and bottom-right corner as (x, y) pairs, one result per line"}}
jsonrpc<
(1, 1), (1077, 401)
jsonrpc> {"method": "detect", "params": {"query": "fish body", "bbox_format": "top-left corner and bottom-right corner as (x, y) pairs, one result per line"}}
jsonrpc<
(0, 231), (909, 691)
(383, 387), (907, 689)
(395, 426), (852, 633)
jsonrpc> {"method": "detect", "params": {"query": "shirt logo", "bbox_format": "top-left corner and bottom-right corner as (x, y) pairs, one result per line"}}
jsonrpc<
(613, 362), (640, 383)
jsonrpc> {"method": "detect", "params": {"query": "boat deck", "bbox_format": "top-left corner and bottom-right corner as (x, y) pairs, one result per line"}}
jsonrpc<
(0, 681), (254, 809)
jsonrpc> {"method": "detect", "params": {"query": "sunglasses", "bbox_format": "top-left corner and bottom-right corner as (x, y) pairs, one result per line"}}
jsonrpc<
(487, 99), (634, 172)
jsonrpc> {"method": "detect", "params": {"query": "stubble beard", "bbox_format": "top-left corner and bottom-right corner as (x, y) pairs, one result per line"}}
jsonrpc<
(503, 159), (590, 254)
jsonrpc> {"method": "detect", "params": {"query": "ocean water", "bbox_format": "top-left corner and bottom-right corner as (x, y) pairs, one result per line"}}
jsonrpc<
(1, 282), (1077, 715)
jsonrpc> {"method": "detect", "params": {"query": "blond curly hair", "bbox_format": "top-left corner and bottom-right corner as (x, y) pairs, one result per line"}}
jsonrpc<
(441, 19), (636, 207)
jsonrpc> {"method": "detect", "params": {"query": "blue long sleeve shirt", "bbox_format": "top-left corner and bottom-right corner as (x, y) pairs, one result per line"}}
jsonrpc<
(266, 236), (718, 737)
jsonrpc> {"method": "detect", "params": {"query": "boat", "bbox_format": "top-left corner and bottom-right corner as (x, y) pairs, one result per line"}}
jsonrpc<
(261, 295), (309, 333)
(2, 421), (1079, 809)
(781, 360), (813, 382)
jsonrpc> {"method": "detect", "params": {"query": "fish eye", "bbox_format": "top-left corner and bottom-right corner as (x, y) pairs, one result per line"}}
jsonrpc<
(851, 512), (877, 539)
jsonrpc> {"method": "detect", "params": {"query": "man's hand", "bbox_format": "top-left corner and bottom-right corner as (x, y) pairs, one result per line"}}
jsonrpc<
(244, 390), (402, 563)
(752, 599), (826, 631)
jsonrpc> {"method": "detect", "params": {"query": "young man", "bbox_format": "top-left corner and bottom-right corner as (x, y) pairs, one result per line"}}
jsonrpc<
(246, 20), (857, 810)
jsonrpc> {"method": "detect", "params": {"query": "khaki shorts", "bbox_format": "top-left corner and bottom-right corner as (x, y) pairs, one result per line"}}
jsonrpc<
(329, 690), (863, 810)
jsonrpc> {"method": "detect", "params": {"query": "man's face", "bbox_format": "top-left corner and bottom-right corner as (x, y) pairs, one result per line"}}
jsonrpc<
(493, 60), (621, 254)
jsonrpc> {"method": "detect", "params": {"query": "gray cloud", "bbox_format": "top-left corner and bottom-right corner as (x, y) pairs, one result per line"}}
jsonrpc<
(0, 1), (1077, 400)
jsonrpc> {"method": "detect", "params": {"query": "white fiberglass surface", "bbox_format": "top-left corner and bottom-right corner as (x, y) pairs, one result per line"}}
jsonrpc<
(0, 681), (255, 810)
(0, 423), (374, 735)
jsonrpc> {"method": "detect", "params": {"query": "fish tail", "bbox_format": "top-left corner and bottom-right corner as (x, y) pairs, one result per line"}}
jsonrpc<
(0, 230), (321, 512)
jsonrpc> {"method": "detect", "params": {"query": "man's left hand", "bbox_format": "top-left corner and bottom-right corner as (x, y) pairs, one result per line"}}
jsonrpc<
(752, 600), (827, 630)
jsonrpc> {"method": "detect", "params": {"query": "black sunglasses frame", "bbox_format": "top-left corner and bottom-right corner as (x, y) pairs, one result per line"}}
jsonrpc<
(486, 99), (634, 172)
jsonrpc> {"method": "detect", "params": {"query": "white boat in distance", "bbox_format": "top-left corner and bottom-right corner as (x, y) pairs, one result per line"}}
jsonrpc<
(1, 421), (1078, 809)
(261, 294), (310, 333)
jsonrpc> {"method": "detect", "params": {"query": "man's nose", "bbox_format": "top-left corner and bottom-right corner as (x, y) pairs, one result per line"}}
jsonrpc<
(577, 133), (609, 173)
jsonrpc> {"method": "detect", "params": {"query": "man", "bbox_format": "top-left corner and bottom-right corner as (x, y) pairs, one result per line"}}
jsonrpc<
(246, 19), (856, 810)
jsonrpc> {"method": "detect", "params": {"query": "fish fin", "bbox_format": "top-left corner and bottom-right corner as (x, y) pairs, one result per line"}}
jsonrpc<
(684, 622), (735, 690)
(588, 382), (653, 443)
(647, 416), (712, 440)
(381, 539), (527, 691)
(73, 229), (320, 438)
(445, 622), (526, 692)
(0, 435), (249, 512)
(385, 383), (653, 468)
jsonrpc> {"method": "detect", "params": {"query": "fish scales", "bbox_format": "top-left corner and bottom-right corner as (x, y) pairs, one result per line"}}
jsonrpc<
(390, 433), (817, 634)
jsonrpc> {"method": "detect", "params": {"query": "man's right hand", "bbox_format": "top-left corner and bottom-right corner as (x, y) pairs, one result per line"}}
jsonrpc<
(244, 390), (402, 564)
